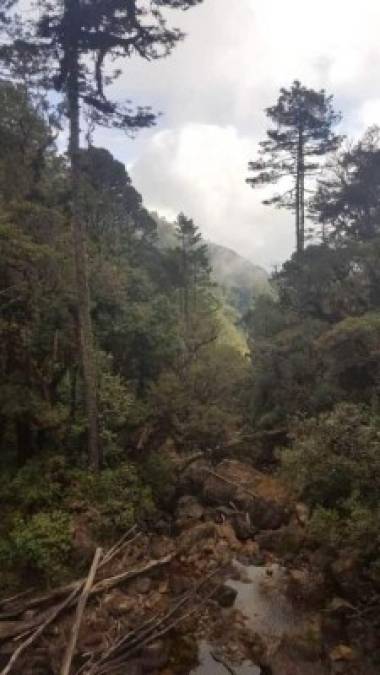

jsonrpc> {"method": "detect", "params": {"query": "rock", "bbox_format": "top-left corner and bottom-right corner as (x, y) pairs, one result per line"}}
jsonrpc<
(150, 536), (173, 559)
(244, 496), (288, 530)
(295, 502), (310, 525)
(231, 512), (253, 540)
(286, 568), (326, 604)
(330, 644), (357, 662)
(169, 574), (192, 595)
(330, 552), (361, 598)
(215, 584), (238, 608)
(178, 522), (216, 550)
(256, 523), (305, 556)
(132, 576), (152, 594)
(175, 495), (205, 531)
(203, 474), (236, 505)
(327, 597), (356, 616)
(141, 639), (169, 669)
(179, 460), (209, 496)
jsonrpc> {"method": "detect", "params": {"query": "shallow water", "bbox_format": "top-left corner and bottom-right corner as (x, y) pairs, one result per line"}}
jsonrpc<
(191, 642), (261, 675)
(190, 561), (329, 675)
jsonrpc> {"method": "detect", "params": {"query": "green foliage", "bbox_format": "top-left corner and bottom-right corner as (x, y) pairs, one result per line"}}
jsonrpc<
(0, 511), (72, 582)
(150, 344), (249, 450)
(282, 404), (380, 564)
(69, 463), (155, 540)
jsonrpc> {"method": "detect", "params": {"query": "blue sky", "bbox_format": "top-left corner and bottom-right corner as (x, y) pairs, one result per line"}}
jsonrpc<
(23, 0), (380, 268)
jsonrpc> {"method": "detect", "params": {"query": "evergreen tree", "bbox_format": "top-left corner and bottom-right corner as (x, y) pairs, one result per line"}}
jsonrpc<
(174, 213), (211, 331)
(247, 80), (342, 253)
(0, 0), (204, 470)
(311, 127), (380, 243)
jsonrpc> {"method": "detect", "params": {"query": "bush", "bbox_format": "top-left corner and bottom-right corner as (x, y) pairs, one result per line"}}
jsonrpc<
(0, 510), (72, 582)
(68, 462), (156, 540)
(281, 404), (380, 566)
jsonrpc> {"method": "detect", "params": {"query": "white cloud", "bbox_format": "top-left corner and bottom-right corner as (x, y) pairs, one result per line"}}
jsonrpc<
(88, 0), (380, 267)
(129, 123), (293, 268)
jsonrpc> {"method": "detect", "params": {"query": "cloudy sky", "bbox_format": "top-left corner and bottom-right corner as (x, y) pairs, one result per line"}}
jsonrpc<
(92, 0), (380, 269)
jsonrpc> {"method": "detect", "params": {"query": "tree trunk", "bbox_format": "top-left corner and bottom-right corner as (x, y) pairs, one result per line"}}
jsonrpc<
(295, 127), (304, 253)
(299, 131), (305, 252)
(66, 1), (100, 470)
(295, 141), (301, 254)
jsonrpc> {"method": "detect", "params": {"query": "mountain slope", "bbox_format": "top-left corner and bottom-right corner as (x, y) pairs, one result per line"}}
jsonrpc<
(152, 213), (271, 315)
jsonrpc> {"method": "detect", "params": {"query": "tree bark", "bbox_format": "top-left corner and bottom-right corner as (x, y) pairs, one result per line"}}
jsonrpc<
(299, 130), (305, 252)
(295, 127), (305, 253)
(66, 0), (100, 470)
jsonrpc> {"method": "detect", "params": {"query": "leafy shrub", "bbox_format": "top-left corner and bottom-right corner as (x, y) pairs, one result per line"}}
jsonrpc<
(67, 462), (156, 540)
(0, 510), (72, 582)
(281, 404), (380, 565)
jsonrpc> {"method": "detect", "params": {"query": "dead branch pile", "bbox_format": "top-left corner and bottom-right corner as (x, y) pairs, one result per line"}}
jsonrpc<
(0, 527), (173, 675)
(0, 525), (225, 675)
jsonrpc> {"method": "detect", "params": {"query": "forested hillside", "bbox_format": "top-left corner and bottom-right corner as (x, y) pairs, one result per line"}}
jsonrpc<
(154, 214), (271, 314)
(0, 2), (379, 675)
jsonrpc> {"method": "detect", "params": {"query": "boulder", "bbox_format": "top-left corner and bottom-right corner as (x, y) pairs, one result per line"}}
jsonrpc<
(178, 460), (209, 496)
(214, 584), (238, 608)
(231, 512), (253, 540)
(202, 460), (289, 531)
(256, 523), (305, 556)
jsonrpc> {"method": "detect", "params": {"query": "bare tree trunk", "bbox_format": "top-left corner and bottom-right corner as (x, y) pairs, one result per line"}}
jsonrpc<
(299, 132), (305, 252)
(295, 128), (304, 253)
(66, 1), (100, 470)
(295, 138), (301, 254)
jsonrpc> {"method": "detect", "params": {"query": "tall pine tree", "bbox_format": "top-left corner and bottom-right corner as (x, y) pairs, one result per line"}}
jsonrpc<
(247, 80), (341, 253)
(0, 0), (204, 470)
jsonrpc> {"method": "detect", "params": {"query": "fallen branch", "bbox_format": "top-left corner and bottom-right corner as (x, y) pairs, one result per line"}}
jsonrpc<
(61, 548), (102, 675)
(84, 567), (224, 675)
(0, 585), (82, 675)
(0, 529), (140, 622)
(0, 554), (173, 643)
(211, 650), (237, 675)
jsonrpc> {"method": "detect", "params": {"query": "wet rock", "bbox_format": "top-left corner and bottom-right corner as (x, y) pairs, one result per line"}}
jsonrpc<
(215, 584), (238, 608)
(231, 512), (253, 540)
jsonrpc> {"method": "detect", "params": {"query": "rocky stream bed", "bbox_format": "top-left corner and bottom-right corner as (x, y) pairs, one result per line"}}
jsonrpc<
(0, 458), (378, 675)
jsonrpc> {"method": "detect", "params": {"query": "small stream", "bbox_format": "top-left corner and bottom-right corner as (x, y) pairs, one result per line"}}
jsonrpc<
(190, 561), (329, 675)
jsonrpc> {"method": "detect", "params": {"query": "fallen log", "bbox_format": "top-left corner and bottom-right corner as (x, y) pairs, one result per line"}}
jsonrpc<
(0, 554), (173, 643)
(0, 529), (140, 622)
(61, 547), (102, 675)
